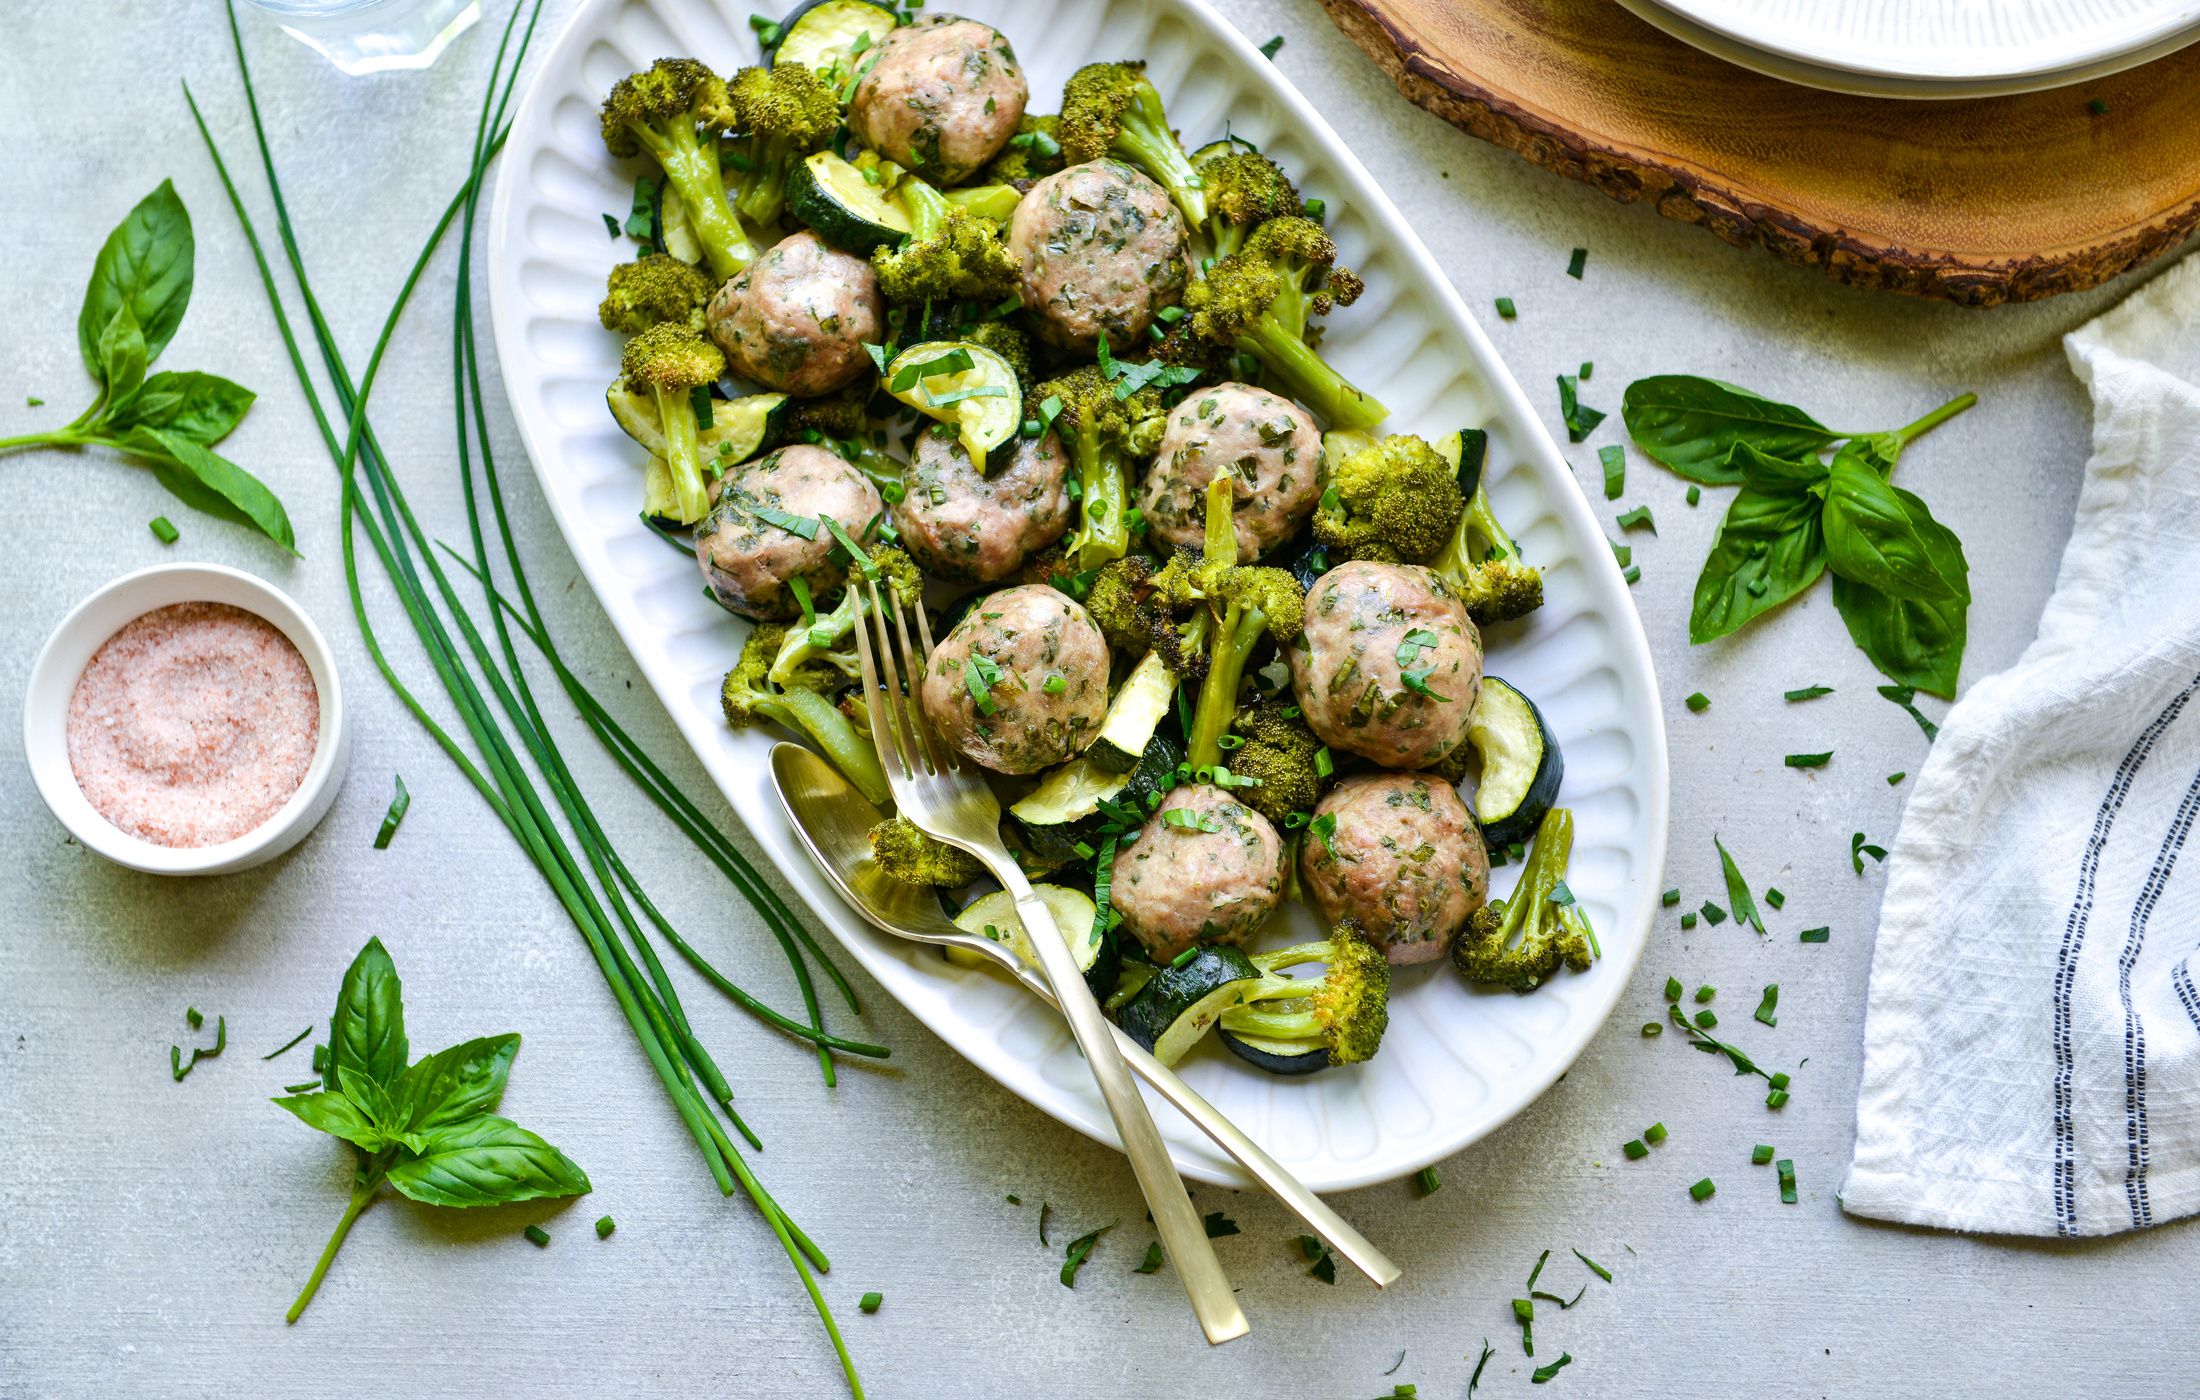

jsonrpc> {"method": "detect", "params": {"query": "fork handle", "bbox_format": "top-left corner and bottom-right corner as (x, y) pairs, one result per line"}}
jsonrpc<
(1000, 872), (1249, 1344)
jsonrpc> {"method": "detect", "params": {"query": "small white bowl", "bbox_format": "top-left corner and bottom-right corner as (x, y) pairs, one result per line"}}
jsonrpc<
(23, 563), (352, 875)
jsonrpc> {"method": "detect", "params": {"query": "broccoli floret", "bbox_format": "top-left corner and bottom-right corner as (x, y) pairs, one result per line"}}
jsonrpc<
(767, 378), (874, 449)
(1166, 478), (1306, 771)
(722, 624), (889, 806)
(599, 253), (715, 335)
(1217, 922), (1391, 1066)
(873, 204), (1019, 308)
(769, 544), (923, 686)
(1059, 61), (1206, 226)
(1226, 698), (1327, 825)
(1083, 554), (1163, 656)
(983, 113), (1066, 186)
(1181, 216), (1385, 432)
(868, 816), (986, 887)
(1451, 807), (1596, 992)
(1429, 448), (1544, 626)
(1033, 365), (1167, 570)
(601, 58), (754, 280)
(1200, 150), (1300, 261)
(724, 64), (841, 229)
(1311, 433), (1463, 564)
(622, 322), (726, 525)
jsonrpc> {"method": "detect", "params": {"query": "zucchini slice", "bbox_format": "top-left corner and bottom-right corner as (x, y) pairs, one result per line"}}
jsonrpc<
(767, 0), (896, 79)
(787, 150), (911, 256)
(1086, 652), (1174, 774)
(948, 885), (1119, 1002)
(884, 340), (1023, 468)
(1188, 136), (1261, 168)
(1218, 1024), (1329, 1076)
(1466, 677), (1564, 848)
(1118, 945), (1261, 1067)
(608, 385), (787, 463)
(1010, 730), (1180, 869)
(1433, 425), (1491, 498)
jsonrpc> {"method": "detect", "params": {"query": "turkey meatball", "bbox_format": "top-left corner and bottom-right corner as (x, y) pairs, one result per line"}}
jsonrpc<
(1008, 160), (1188, 355)
(919, 584), (1108, 774)
(694, 445), (882, 621)
(893, 428), (1071, 583)
(1140, 383), (1321, 560)
(1111, 785), (1286, 962)
(1301, 772), (1488, 965)
(1289, 560), (1482, 769)
(707, 231), (881, 396)
(849, 15), (1028, 185)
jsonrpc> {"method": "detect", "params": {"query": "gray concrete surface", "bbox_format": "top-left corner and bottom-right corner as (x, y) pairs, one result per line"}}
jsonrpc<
(1, 2), (2191, 1396)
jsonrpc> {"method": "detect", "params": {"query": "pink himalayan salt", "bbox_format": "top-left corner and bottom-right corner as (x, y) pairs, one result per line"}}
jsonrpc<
(65, 601), (320, 849)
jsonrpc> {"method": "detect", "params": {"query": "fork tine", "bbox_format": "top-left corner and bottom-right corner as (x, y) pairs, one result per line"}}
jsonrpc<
(849, 579), (909, 783)
(887, 585), (956, 774)
(866, 579), (927, 777)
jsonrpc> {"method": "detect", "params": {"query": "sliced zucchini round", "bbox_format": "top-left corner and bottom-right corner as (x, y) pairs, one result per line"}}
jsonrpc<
(1188, 136), (1261, 168)
(1118, 945), (1261, 1067)
(609, 384), (786, 464)
(1106, 957), (1158, 1013)
(787, 150), (912, 256)
(1466, 676), (1564, 848)
(1433, 425), (1491, 498)
(1218, 1025), (1329, 1076)
(884, 340), (1023, 467)
(948, 885), (1119, 1002)
(767, 0), (897, 78)
(1086, 652), (1175, 774)
(1010, 730), (1180, 869)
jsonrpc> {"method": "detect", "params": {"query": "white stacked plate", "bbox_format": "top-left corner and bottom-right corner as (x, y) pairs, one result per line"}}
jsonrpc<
(1614, 0), (2200, 97)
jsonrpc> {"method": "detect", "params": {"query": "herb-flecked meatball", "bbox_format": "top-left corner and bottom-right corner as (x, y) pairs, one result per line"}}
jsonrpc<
(892, 427), (1071, 584)
(707, 231), (881, 397)
(694, 445), (882, 621)
(1289, 560), (1482, 769)
(918, 584), (1108, 774)
(1140, 382), (1321, 560)
(1301, 771), (1488, 965)
(1007, 160), (1188, 355)
(849, 15), (1028, 185)
(1111, 785), (1286, 962)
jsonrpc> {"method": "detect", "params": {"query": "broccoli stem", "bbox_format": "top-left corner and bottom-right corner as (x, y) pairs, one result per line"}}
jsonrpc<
(652, 382), (712, 525)
(1113, 107), (1207, 227)
(733, 138), (797, 228)
(1432, 483), (1514, 583)
(1069, 421), (1129, 569)
(756, 686), (890, 806)
(941, 184), (1023, 224)
(1187, 601), (1265, 771)
(1219, 1000), (1319, 1040)
(1238, 315), (1387, 433)
(897, 177), (951, 243)
(1497, 807), (1574, 950)
(628, 119), (753, 280)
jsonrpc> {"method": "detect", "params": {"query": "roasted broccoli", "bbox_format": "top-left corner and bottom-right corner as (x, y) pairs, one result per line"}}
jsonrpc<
(769, 544), (923, 686)
(1033, 365), (1167, 569)
(1217, 922), (1391, 1066)
(622, 322), (726, 526)
(940, 183), (1026, 226)
(725, 63), (842, 229)
(871, 172), (1021, 308)
(1200, 150), (1300, 261)
(1428, 441), (1544, 626)
(1452, 807), (1596, 992)
(1083, 554), (1165, 656)
(1059, 61), (1206, 225)
(1310, 433), (1463, 564)
(601, 58), (753, 280)
(1169, 477), (1307, 772)
(721, 624), (889, 806)
(983, 113), (1066, 186)
(1180, 216), (1385, 432)
(869, 816), (986, 887)
(599, 253), (715, 335)
(1226, 697), (1327, 825)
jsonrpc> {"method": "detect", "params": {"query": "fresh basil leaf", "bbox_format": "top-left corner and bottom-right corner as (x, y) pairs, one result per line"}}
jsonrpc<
(272, 1089), (389, 1152)
(106, 371), (255, 445)
(1822, 448), (1961, 602)
(1689, 453), (1828, 642)
(1621, 376), (1839, 485)
(385, 1114), (592, 1207)
(78, 181), (194, 384)
(1829, 499), (1968, 699)
(339, 1065), (402, 1131)
(117, 427), (297, 553)
(98, 305), (149, 408)
(330, 937), (408, 1095)
(393, 1034), (520, 1134)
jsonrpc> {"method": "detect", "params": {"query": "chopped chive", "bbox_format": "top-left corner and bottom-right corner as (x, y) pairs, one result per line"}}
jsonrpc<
(1565, 247), (1587, 279)
(1598, 444), (1625, 500)
(1689, 1177), (1716, 1202)
(1680, 913), (1697, 930)
(1039, 1202), (1051, 1245)
(1694, 1009), (1717, 1029)
(149, 516), (180, 544)
(1851, 832), (1888, 873)
(1644, 1122), (1668, 1144)
(1533, 1353), (1573, 1384)
(373, 774), (411, 849)
(1641, 1022), (1662, 1037)
(2088, 97), (2110, 115)
(1752, 1144), (1774, 1165)
(1769, 1071), (1791, 1090)
(1609, 538), (1632, 568)
(1888, 771), (1906, 785)
(1526, 1248), (1550, 1289)
(1700, 901), (1727, 926)
(1662, 888), (1680, 907)
(1259, 33), (1284, 58)
(1754, 984), (1780, 1027)
(187, 1007), (204, 1031)
(1495, 297), (1517, 319)
(1572, 1247), (1611, 1282)
(1686, 484), (1701, 506)
(261, 1026), (313, 1060)
(1513, 1296), (1535, 1356)
(524, 1224), (550, 1247)
(1135, 1241), (1165, 1274)
(1417, 1166), (1441, 1196)
(1785, 751), (1832, 768)
(1579, 361), (1594, 380)
(1470, 1340), (1495, 1397)
(859, 1290), (883, 1312)
(1694, 984), (1715, 1003)
(1615, 505), (1655, 533)
(311, 1044), (327, 1074)
(1622, 1138), (1647, 1159)
(1664, 976), (1683, 1001)
(1715, 835), (1764, 933)
(1765, 887), (1785, 909)
(1685, 691), (1710, 713)
(1878, 684), (1940, 739)
(1767, 1088), (1791, 1109)
(1777, 1159), (1798, 1203)
(1784, 685), (1833, 701)
(1622, 564), (1641, 585)
(1557, 374), (1605, 442)
(1006, 1194), (1021, 1205)
(601, 212), (621, 238)
(282, 1080), (321, 1094)
(1799, 926), (1830, 943)
(595, 1215), (616, 1238)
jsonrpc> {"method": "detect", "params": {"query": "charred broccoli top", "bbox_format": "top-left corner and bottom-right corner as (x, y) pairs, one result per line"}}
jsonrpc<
(599, 253), (715, 335)
(869, 816), (986, 887)
(1429, 441), (1544, 626)
(725, 63), (842, 228)
(1181, 216), (1384, 432)
(601, 58), (753, 279)
(768, 544), (923, 686)
(1217, 923), (1391, 1066)
(1451, 807), (1596, 992)
(1200, 150), (1300, 261)
(982, 113), (1066, 186)
(1032, 365), (1167, 570)
(1311, 433), (1463, 565)
(1225, 697), (1328, 825)
(1059, 61), (1206, 226)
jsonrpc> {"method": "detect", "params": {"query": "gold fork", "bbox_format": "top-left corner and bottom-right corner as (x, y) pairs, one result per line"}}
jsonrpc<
(850, 578), (1249, 1344)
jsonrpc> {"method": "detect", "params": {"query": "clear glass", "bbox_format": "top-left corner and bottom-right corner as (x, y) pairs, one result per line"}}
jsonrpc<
(242, 0), (482, 75)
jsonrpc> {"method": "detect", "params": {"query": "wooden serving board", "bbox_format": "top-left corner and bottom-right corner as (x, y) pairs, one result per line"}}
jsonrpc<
(1317, 0), (2200, 305)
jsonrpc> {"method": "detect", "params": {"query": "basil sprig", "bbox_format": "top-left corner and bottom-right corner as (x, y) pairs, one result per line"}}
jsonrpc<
(277, 938), (590, 1323)
(0, 182), (292, 550)
(1624, 377), (1975, 697)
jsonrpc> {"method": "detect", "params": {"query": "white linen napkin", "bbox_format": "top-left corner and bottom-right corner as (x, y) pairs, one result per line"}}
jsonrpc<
(1842, 254), (2200, 1237)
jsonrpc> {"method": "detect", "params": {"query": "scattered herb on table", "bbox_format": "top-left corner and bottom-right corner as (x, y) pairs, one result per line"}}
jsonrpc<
(1566, 248), (1587, 279)
(1526, 1247), (1550, 1289)
(1135, 1240), (1165, 1274)
(1579, 361), (1593, 380)
(1694, 984), (1715, 1003)
(1665, 1003), (1791, 1090)
(1621, 376), (1976, 695)
(0, 182), (291, 549)
(1800, 926), (1831, 943)
(1888, 771), (1907, 785)
(1495, 297), (1517, 320)
(1615, 505), (1655, 533)
(524, 1224), (551, 1247)
(1417, 1166), (1442, 1196)
(1680, 912), (1698, 929)
(1622, 1137), (1648, 1159)
(859, 1290), (883, 1313)
(595, 1215), (616, 1238)
(1599, 444), (1625, 499)
(1297, 1233), (1337, 1283)
(1533, 1352), (1574, 1383)
(1878, 683), (1940, 738)
(1386, 1350), (1407, 1376)
(1764, 887), (1785, 909)
(1059, 1220), (1117, 1286)
(1572, 1247), (1612, 1282)
(1202, 1209), (1240, 1238)
(1754, 984), (1780, 1026)
(1661, 888), (1680, 907)
(149, 516), (180, 543)
(1689, 1177), (1716, 1201)
(1038, 1201), (1052, 1246)
(263, 1026), (313, 1061)
(1700, 901), (1728, 926)
(170, 1011), (226, 1081)
(276, 938), (589, 1322)
(1469, 1339), (1495, 1397)
(1851, 831), (1888, 873)
(1513, 1296), (1536, 1355)
(1778, 1159), (1799, 1203)
(1685, 691), (1710, 713)
(1752, 1144), (1775, 1165)
(2087, 97), (2110, 116)
(1640, 1022), (1662, 1037)
(373, 774), (410, 849)
(1258, 34), (1284, 58)
(1557, 374), (1605, 442)
(1786, 751), (1833, 768)
(1784, 685), (1833, 701)
(1644, 1122), (1668, 1144)
(1714, 835), (1764, 933)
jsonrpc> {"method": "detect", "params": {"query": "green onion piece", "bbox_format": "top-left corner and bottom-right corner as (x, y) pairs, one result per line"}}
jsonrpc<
(1615, 505), (1655, 533)
(1800, 927), (1830, 943)
(1042, 673), (1066, 696)
(1526, 1247), (1550, 1289)
(1694, 984), (1715, 1003)
(149, 516), (180, 544)
(1572, 1248), (1611, 1282)
(1785, 751), (1833, 768)
(1686, 484), (1701, 506)
(1689, 1178), (1716, 1202)
(1641, 1022), (1662, 1037)
(1661, 889), (1681, 909)
(1778, 1159), (1798, 1203)
(1680, 913), (1698, 930)
(374, 774), (411, 849)
(859, 1291), (883, 1313)
(1598, 444), (1625, 500)
(1664, 976), (1682, 1000)
(1752, 1144), (1774, 1165)
(752, 504), (820, 539)
(1767, 1088), (1791, 1109)
(1695, 1009), (1717, 1029)
(1644, 1121), (1668, 1144)
(1888, 771), (1906, 785)
(1532, 1352), (1573, 1384)
(1495, 297), (1517, 319)
(1769, 1071), (1791, 1089)
(187, 1007), (204, 1030)
(1700, 901), (1728, 926)
(262, 1026), (313, 1061)
(1417, 1166), (1441, 1196)
(1513, 1296), (1535, 1322)
(282, 1080), (321, 1094)
(1622, 1138), (1647, 1160)
(1579, 361), (1594, 380)
(1754, 984), (1780, 1027)
(1258, 33), (1284, 58)
(595, 1215), (616, 1238)
(1566, 247), (1587, 279)
(1470, 1340), (1496, 1398)
(1784, 685), (1834, 701)
(524, 1224), (551, 1247)
(1686, 691), (1710, 713)
(690, 385), (713, 431)
(1623, 564), (1641, 584)
(1135, 1241), (1165, 1274)
(1765, 887), (1785, 909)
